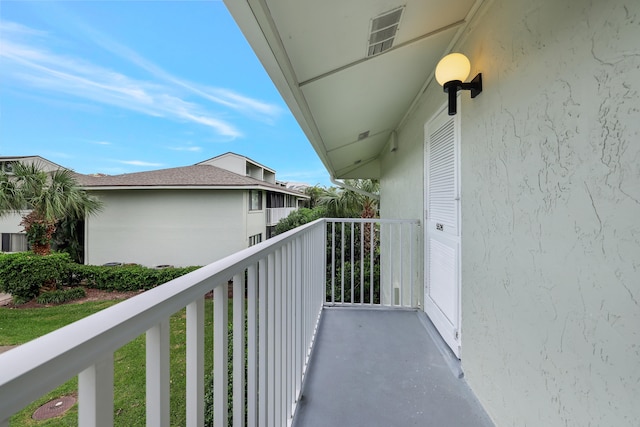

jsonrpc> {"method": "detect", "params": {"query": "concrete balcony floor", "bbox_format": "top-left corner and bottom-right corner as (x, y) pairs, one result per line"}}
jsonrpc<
(293, 307), (494, 427)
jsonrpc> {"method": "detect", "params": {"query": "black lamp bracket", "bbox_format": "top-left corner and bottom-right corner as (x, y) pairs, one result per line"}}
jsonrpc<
(442, 73), (482, 115)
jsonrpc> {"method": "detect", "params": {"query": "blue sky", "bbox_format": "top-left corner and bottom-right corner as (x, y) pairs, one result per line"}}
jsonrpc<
(0, 1), (331, 186)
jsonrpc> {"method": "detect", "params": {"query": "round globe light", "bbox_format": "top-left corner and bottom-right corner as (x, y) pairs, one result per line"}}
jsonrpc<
(435, 53), (471, 86)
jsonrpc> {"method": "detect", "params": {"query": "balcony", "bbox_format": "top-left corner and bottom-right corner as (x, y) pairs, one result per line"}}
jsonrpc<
(0, 218), (493, 426)
(265, 207), (297, 226)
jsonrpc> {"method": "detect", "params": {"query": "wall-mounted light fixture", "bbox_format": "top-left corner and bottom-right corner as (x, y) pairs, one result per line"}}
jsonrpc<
(435, 53), (482, 116)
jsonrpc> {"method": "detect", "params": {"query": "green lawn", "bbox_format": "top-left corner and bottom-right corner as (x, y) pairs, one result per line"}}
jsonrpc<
(0, 297), (222, 426)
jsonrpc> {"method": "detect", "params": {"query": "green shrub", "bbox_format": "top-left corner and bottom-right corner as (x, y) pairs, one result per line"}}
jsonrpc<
(0, 252), (72, 304)
(274, 207), (325, 235)
(36, 287), (86, 304)
(69, 263), (200, 292)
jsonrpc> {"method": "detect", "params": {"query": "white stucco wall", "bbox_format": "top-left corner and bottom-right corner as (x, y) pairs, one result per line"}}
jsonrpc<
(381, 0), (640, 425)
(85, 189), (259, 267)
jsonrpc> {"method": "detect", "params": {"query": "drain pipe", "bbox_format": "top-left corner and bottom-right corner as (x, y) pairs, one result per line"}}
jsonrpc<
(330, 175), (380, 200)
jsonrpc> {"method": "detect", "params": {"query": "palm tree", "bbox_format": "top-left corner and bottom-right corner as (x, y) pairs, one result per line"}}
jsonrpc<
(0, 162), (102, 255)
(319, 179), (379, 218)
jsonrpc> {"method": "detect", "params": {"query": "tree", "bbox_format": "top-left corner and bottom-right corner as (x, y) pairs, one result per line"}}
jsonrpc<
(0, 162), (103, 255)
(318, 179), (379, 219)
(302, 185), (325, 209)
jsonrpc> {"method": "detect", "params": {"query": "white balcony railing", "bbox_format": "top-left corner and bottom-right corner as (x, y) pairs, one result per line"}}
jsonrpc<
(326, 219), (419, 308)
(266, 207), (297, 226)
(0, 217), (418, 426)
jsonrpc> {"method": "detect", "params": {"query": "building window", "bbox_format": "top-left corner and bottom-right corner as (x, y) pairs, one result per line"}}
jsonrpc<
(1, 233), (28, 252)
(249, 190), (262, 211)
(0, 161), (15, 174)
(248, 233), (262, 246)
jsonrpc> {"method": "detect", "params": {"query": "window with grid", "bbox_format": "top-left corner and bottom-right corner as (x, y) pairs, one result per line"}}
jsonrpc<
(249, 190), (263, 211)
(248, 233), (262, 246)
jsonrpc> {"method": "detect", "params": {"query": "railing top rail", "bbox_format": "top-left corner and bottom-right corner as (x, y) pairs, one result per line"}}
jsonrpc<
(325, 218), (420, 224)
(0, 218), (326, 417)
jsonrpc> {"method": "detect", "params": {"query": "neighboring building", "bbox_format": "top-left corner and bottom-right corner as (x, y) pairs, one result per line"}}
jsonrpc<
(0, 156), (65, 253)
(77, 153), (305, 267)
(224, 0), (640, 426)
(0, 153), (306, 266)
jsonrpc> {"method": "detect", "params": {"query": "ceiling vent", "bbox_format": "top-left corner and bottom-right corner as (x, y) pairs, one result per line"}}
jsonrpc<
(358, 130), (370, 140)
(367, 7), (404, 57)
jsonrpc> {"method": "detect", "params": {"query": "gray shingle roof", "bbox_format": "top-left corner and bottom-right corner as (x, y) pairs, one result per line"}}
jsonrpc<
(75, 164), (303, 195)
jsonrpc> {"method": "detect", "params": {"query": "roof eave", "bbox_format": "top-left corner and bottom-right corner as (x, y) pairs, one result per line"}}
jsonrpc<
(223, 0), (336, 178)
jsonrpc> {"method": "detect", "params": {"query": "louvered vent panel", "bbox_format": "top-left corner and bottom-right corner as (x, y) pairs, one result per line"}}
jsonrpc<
(367, 7), (404, 57)
(428, 118), (456, 228)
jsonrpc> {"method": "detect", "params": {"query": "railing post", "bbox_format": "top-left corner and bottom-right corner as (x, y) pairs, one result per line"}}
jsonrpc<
(267, 253), (276, 427)
(274, 248), (283, 426)
(341, 222), (345, 303)
(350, 222), (355, 304)
(214, 283), (229, 427)
(78, 353), (114, 427)
(186, 297), (205, 427)
(360, 221), (364, 304)
(295, 235), (303, 399)
(399, 223), (404, 306)
(147, 320), (170, 427)
(233, 273), (245, 427)
(331, 221), (335, 304)
(283, 244), (297, 424)
(370, 221), (374, 304)
(258, 258), (268, 427)
(410, 222), (415, 308)
(389, 223), (394, 306)
(247, 264), (258, 427)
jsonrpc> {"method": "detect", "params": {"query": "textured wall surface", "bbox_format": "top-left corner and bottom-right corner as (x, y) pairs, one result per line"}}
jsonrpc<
(85, 189), (249, 267)
(382, 0), (640, 425)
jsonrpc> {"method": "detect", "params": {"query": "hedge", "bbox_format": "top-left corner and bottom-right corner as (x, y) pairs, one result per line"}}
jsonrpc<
(37, 287), (86, 304)
(69, 264), (201, 292)
(0, 251), (201, 303)
(0, 252), (72, 304)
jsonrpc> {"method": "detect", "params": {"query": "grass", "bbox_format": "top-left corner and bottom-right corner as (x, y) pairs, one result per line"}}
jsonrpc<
(0, 296), (227, 426)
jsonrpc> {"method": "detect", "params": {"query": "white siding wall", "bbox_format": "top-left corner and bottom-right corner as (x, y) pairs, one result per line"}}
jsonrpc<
(381, 0), (640, 425)
(201, 154), (246, 176)
(7, 157), (62, 172)
(246, 190), (266, 243)
(0, 212), (26, 234)
(85, 189), (254, 267)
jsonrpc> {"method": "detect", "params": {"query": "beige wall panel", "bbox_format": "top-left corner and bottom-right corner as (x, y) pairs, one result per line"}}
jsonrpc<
(85, 189), (249, 267)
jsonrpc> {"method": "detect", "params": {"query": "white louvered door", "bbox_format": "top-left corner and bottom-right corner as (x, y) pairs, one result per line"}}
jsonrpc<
(424, 103), (461, 357)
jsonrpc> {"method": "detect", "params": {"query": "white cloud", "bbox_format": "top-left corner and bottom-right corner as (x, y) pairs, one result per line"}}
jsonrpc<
(0, 22), (243, 138)
(168, 146), (202, 152)
(91, 141), (112, 146)
(0, 21), (47, 37)
(118, 160), (164, 167)
(64, 19), (282, 123)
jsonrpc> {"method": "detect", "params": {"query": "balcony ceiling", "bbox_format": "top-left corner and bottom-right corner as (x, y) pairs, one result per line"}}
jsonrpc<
(224, 0), (481, 179)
